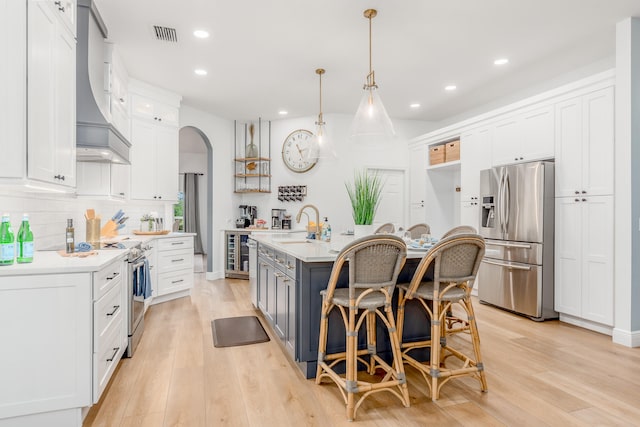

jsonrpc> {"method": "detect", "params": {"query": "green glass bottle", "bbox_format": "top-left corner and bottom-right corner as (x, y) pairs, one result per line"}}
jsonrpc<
(0, 213), (15, 265)
(17, 213), (34, 263)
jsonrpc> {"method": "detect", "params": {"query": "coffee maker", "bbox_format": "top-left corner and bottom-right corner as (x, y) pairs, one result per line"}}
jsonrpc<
(237, 205), (257, 228)
(271, 209), (286, 229)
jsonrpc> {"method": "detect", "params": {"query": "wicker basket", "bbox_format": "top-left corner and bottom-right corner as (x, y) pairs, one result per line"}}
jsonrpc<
(429, 145), (445, 166)
(445, 139), (460, 162)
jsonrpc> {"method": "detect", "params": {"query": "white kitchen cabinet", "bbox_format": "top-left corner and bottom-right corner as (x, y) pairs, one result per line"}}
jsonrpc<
(129, 81), (181, 202)
(554, 87), (614, 198)
(104, 42), (130, 139)
(0, 0), (26, 180)
(76, 162), (130, 199)
(555, 195), (614, 326)
(408, 144), (427, 225)
(130, 119), (179, 201)
(27, 0), (76, 188)
(52, 0), (76, 37)
(491, 105), (554, 166)
(0, 273), (91, 421)
(92, 258), (127, 402)
(151, 235), (194, 303)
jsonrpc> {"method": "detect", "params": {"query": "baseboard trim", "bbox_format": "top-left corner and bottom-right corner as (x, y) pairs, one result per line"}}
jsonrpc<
(559, 313), (613, 336)
(206, 271), (224, 281)
(612, 328), (640, 347)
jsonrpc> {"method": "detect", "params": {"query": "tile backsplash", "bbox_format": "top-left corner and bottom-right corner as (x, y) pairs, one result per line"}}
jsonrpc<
(0, 189), (174, 249)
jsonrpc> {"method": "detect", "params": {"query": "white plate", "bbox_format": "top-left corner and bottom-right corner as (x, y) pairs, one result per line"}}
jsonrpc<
(407, 244), (433, 251)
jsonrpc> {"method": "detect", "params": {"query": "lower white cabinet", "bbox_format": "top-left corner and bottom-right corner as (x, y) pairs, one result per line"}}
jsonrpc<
(0, 273), (91, 422)
(91, 258), (127, 403)
(153, 235), (194, 300)
(554, 195), (614, 327)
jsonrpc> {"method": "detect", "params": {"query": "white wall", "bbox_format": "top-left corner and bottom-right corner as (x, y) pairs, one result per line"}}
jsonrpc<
(237, 114), (435, 235)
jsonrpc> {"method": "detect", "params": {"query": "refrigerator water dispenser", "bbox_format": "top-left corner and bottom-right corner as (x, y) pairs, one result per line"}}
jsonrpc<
(481, 196), (495, 228)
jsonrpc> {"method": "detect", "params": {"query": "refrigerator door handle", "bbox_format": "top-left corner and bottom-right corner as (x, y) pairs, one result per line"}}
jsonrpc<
(504, 171), (511, 235)
(482, 258), (531, 271)
(486, 241), (532, 249)
(498, 169), (505, 235)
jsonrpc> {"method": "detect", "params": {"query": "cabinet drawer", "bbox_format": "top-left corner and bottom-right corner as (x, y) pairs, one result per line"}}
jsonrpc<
(94, 279), (124, 352)
(284, 254), (297, 278)
(258, 245), (273, 260)
(93, 259), (124, 300)
(94, 314), (124, 402)
(273, 250), (286, 269)
(157, 269), (193, 296)
(158, 236), (193, 252)
(157, 249), (194, 274)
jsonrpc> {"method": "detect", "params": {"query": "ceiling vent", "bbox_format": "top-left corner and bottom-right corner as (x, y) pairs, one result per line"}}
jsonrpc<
(153, 25), (178, 43)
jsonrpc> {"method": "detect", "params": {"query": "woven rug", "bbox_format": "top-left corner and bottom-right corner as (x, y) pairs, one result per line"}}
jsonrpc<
(211, 316), (270, 348)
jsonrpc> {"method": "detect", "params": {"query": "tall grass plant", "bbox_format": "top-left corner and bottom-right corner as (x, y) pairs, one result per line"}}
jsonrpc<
(345, 170), (384, 225)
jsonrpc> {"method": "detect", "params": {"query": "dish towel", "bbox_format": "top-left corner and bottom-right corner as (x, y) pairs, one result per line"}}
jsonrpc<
(133, 259), (153, 299)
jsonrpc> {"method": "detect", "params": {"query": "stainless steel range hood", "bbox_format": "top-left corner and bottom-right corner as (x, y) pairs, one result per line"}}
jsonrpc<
(76, 0), (131, 164)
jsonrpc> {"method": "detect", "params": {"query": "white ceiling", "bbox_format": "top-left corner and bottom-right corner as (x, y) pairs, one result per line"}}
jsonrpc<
(94, 0), (640, 123)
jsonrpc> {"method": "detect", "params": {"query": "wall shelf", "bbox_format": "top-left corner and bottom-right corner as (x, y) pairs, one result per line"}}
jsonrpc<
(234, 119), (271, 193)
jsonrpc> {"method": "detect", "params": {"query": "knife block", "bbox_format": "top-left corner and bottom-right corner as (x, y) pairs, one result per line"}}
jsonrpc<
(100, 219), (118, 238)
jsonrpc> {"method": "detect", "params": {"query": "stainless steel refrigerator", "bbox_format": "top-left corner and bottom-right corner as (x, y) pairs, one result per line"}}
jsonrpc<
(478, 161), (557, 320)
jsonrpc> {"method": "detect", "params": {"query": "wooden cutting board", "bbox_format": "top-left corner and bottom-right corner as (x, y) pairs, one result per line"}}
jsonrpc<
(133, 230), (170, 235)
(57, 250), (98, 258)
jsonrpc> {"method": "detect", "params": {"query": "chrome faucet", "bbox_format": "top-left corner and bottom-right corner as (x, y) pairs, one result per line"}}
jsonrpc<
(296, 204), (320, 238)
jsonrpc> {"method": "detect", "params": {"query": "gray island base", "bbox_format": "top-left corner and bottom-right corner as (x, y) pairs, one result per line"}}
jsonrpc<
(250, 234), (432, 379)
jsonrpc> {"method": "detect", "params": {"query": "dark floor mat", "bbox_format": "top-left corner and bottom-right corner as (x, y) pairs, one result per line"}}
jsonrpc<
(211, 316), (270, 348)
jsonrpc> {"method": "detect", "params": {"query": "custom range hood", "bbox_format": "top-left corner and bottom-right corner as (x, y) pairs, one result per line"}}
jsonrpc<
(76, 0), (131, 164)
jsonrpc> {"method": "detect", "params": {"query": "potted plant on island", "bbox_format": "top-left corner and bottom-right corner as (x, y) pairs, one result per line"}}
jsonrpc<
(345, 169), (384, 237)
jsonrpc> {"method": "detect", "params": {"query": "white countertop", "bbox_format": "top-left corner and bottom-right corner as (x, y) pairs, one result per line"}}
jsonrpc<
(250, 233), (427, 263)
(0, 232), (195, 277)
(223, 228), (307, 234)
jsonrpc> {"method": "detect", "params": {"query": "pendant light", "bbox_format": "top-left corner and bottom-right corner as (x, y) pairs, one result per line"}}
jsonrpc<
(306, 68), (336, 161)
(350, 8), (395, 143)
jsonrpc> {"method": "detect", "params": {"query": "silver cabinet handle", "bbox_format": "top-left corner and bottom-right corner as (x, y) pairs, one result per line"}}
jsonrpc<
(171, 241), (184, 245)
(482, 259), (531, 271)
(486, 241), (531, 249)
(274, 272), (285, 278)
(106, 305), (120, 316)
(171, 258), (184, 262)
(106, 347), (120, 362)
(171, 279), (184, 284)
(106, 272), (119, 280)
(274, 258), (284, 264)
(259, 263), (269, 267)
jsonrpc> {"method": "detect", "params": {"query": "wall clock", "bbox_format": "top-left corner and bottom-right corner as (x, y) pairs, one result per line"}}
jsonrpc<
(282, 129), (317, 173)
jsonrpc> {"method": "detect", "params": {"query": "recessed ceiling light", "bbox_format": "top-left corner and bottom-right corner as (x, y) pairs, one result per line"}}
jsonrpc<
(194, 69), (207, 76)
(193, 30), (209, 39)
(410, 103), (421, 108)
(494, 58), (509, 66)
(278, 110), (288, 115)
(445, 85), (457, 91)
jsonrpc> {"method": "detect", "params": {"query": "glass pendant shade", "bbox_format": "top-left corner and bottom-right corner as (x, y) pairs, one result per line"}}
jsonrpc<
(311, 120), (336, 159)
(350, 85), (395, 142)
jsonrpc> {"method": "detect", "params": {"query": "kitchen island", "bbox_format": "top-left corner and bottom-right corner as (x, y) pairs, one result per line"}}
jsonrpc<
(249, 233), (431, 379)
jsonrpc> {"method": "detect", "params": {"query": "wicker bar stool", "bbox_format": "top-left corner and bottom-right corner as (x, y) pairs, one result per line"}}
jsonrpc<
(407, 223), (430, 239)
(315, 235), (409, 421)
(396, 233), (487, 401)
(374, 222), (395, 234)
(441, 225), (476, 238)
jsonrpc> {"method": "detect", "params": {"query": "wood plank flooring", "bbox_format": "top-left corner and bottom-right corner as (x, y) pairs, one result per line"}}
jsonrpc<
(84, 273), (640, 426)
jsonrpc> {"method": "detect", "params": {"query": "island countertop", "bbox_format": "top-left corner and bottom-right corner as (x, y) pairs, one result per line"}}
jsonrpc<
(249, 233), (427, 262)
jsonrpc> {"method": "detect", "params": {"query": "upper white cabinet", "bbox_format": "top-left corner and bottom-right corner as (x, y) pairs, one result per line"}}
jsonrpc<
(129, 80), (181, 202)
(76, 162), (130, 199)
(408, 144), (427, 225)
(27, 0), (76, 188)
(104, 42), (130, 140)
(0, 0), (26, 180)
(554, 87), (614, 198)
(459, 127), (492, 229)
(491, 105), (554, 166)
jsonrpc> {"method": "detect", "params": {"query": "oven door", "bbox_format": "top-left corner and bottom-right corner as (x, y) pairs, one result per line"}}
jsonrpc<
(127, 258), (146, 356)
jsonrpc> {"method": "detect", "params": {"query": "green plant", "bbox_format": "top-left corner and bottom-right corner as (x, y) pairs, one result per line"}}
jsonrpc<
(345, 169), (384, 225)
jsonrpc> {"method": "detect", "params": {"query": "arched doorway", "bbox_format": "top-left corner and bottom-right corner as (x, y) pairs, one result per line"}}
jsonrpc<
(178, 126), (213, 273)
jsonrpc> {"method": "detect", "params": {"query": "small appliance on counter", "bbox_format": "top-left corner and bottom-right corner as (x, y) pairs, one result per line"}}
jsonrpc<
(237, 205), (257, 228)
(271, 208), (286, 229)
(282, 214), (292, 230)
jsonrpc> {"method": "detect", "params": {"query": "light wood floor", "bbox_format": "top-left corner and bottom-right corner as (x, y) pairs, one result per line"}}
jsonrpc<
(84, 273), (640, 426)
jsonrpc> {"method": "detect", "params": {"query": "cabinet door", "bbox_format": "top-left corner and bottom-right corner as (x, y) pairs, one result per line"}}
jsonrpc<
(582, 88), (614, 196)
(520, 105), (554, 162)
(130, 119), (158, 200)
(54, 25), (76, 187)
(581, 196), (614, 325)
(555, 97), (583, 197)
(110, 163), (130, 198)
(274, 271), (287, 340)
(258, 258), (269, 315)
(27, 1), (57, 184)
(408, 144), (426, 225)
(460, 127), (491, 201)
(491, 117), (519, 166)
(285, 275), (296, 358)
(0, 0), (26, 179)
(554, 197), (583, 317)
(155, 126), (179, 201)
(459, 200), (480, 230)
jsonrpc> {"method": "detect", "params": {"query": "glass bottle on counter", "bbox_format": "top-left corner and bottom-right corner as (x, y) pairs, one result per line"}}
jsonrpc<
(65, 218), (75, 253)
(321, 217), (331, 242)
(17, 213), (34, 263)
(0, 213), (15, 265)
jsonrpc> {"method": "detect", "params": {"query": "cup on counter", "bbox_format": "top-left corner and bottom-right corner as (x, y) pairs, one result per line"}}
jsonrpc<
(419, 233), (431, 245)
(86, 218), (101, 249)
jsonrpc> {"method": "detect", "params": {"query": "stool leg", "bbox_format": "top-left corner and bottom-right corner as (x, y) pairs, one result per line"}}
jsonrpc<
(385, 305), (410, 406)
(430, 293), (442, 401)
(396, 289), (406, 346)
(464, 296), (488, 392)
(346, 304), (357, 421)
(366, 310), (377, 374)
(315, 297), (329, 384)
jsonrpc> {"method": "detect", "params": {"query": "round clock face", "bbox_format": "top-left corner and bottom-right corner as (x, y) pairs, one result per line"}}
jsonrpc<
(282, 129), (317, 173)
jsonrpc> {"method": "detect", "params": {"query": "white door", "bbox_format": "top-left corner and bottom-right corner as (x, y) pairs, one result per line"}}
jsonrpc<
(408, 145), (426, 225)
(369, 168), (405, 229)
